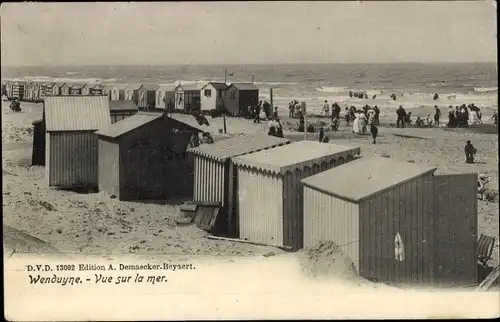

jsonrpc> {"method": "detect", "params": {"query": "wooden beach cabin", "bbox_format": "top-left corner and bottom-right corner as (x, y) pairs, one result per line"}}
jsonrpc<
(124, 84), (141, 105)
(109, 100), (138, 123)
(91, 83), (107, 96)
(69, 83), (85, 95)
(156, 85), (176, 111)
(110, 84), (128, 101)
(96, 112), (205, 201)
(200, 82), (229, 114)
(43, 96), (111, 189)
(32, 119), (46, 166)
(187, 134), (291, 236)
(56, 82), (69, 96)
(138, 84), (159, 109)
(224, 83), (259, 117)
(174, 84), (202, 113)
(9, 80), (27, 100)
(301, 156), (478, 287)
(232, 141), (361, 250)
(40, 82), (56, 98)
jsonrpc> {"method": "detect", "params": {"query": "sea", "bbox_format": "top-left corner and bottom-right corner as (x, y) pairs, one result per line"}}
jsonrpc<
(2, 63), (497, 114)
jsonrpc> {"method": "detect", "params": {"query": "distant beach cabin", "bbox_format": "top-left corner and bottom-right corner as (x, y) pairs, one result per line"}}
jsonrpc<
(96, 112), (205, 201)
(91, 83), (107, 96)
(232, 141), (361, 250)
(156, 85), (176, 111)
(138, 84), (159, 109)
(174, 84), (202, 113)
(200, 82), (228, 113)
(9, 80), (27, 100)
(69, 83), (85, 95)
(124, 84), (141, 105)
(224, 83), (259, 117)
(56, 83), (70, 96)
(109, 100), (139, 123)
(40, 82), (56, 97)
(110, 84), (128, 101)
(43, 96), (111, 189)
(301, 156), (478, 287)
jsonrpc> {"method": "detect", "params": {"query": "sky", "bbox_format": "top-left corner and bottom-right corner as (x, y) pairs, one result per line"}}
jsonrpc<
(0, 1), (497, 66)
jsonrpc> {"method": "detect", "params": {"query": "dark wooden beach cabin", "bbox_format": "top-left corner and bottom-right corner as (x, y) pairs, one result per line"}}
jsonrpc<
(224, 83), (259, 117)
(44, 96), (111, 189)
(124, 84), (141, 105)
(138, 84), (159, 109)
(32, 119), (46, 166)
(301, 156), (478, 287)
(96, 111), (205, 201)
(200, 82), (229, 113)
(174, 84), (202, 113)
(110, 84), (128, 101)
(109, 100), (139, 123)
(59, 83), (70, 96)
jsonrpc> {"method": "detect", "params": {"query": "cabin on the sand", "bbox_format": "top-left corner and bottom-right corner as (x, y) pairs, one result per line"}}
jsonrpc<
(200, 82), (228, 114)
(96, 111), (206, 201)
(174, 84), (202, 113)
(43, 96), (111, 189)
(224, 83), (259, 117)
(109, 100), (139, 123)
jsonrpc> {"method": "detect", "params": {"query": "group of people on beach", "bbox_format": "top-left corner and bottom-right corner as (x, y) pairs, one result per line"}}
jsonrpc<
(447, 104), (483, 128)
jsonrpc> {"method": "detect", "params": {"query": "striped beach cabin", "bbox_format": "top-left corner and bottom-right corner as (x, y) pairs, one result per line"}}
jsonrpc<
(43, 96), (111, 189)
(138, 84), (159, 109)
(110, 84), (128, 101)
(124, 84), (142, 105)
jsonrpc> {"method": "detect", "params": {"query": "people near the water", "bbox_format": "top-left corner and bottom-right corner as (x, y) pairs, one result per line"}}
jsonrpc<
(352, 111), (367, 134)
(332, 102), (341, 120)
(268, 116), (283, 137)
(307, 123), (315, 133)
(288, 101), (294, 117)
(262, 100), (272, 119)
(468, 104), (482, 125)
(331, 117), (339, 132)
(460, 104), (469, 127)
(364, 92), (368, 99)
(273, 106), (279, 119)
(349, 91), (353, 98)
(415, 116), (423, 128)
(405, 112), (412, 125)
(396, 105), (406, 128)
(373, 105), (380, 125)
(433, 93), (439, 100)
(348, 106), (356, 122)
(294, 100), (302, 118)
(321, 100), (330, 117)
(424, 113), (433, 127)
(298, 114), (305, 132)
(344, 107), (350, 125)
(433, 105), (441, 128)
(370, 123), (378, 144)
(318, 127), (324, 142)
(464, 140), (477, 164)
(490, 111), (498, 129)
(390, 93), (397, 101)
(447, 105), (456, 127)
(367, 108), (376, 126)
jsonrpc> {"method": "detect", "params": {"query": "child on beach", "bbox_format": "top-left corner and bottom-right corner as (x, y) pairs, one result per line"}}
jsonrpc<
(464, 140), (477, 164)
(370, 124), (378, 144)
(433, 105), (441, 127)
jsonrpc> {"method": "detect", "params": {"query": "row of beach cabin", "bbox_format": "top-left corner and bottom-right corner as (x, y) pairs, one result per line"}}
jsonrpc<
(3, 80), (259, 116)
(33, 96), (478, 288)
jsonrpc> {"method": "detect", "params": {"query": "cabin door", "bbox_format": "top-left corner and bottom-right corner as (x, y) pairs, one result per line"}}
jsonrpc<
(433, 173), (478, 286)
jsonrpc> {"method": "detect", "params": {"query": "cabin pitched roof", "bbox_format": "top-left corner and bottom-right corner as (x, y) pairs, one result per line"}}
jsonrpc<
(228, 83), (258, 91)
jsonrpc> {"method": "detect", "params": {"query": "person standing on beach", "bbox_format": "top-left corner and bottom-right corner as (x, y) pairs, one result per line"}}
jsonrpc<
(373, 105), (380, 125)
(396, 105), (406, 128)
(448, 106), (456, 127)
(253, 102), (262, 123)
(433, 105), (441, 128)
(490, 111), (498, 130)
(322, 100), (330, 117)
(464, 140), (477, 164)
(319, 127), (324, 143)
(370, 124), (378, 144)
(288, 101), (294, 118)
(344, 107), (350, 125)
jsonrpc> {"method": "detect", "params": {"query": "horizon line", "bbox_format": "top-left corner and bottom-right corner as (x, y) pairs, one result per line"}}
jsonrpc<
(1, 61), (497, 68)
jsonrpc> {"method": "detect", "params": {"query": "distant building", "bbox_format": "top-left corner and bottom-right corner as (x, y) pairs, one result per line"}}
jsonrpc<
(200, 82), (228, 113)
(110, 84), (128, 101)
(156, 85), (176, 111)
(124, 84), (141, 105)
(96, 112), (205, 201)
(40, 82), (56, 97)
(43, 96), (111, 189)
(174, 84), (202, 113)
(57, 82), (70, 96)
(224, 83), (259, 117)
(69, 83), (85, 95)
(8, 80), (27, 100)
(109, 100), (139, 123)
(138, 84), (159, 109)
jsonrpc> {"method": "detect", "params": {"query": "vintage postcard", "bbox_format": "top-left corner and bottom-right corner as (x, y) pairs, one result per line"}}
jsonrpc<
(2, 1), (499, 320)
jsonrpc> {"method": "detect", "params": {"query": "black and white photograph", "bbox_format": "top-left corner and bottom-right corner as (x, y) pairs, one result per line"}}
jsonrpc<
(2, 1), (499, 320)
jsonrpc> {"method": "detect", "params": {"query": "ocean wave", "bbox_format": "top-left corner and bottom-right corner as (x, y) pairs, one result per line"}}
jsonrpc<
(254, 81), (298, 86)
(315, 86), (349, 93)
(474, 87), (498, 93)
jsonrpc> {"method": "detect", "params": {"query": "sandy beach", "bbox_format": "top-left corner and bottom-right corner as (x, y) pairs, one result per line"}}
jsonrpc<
(2, 100), (499, 283)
